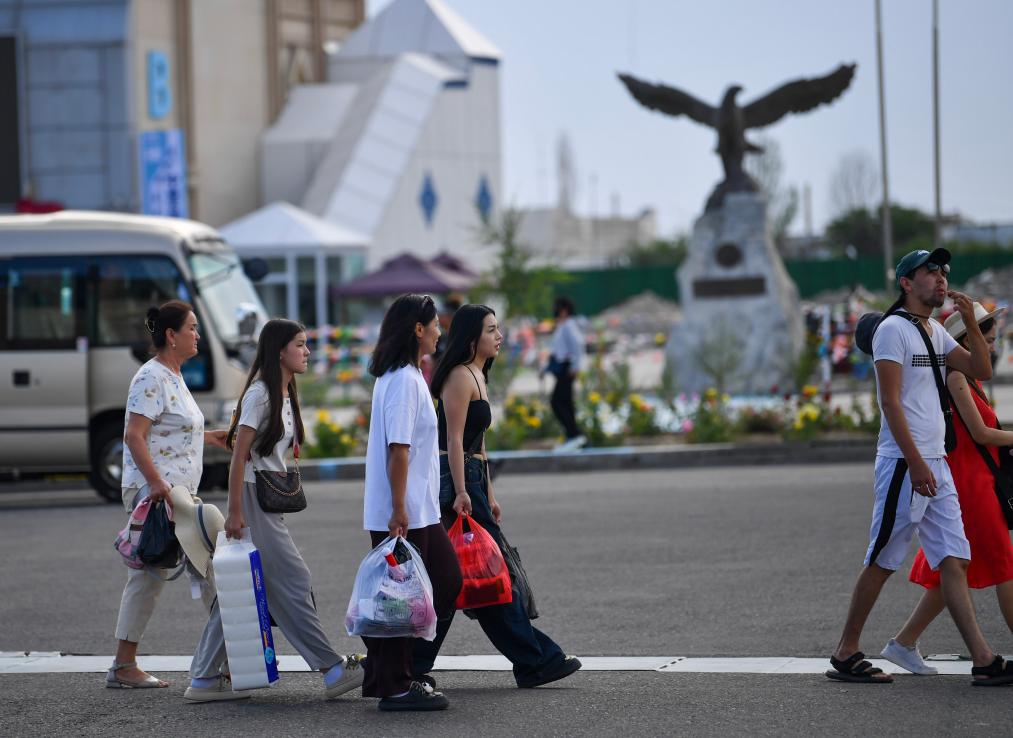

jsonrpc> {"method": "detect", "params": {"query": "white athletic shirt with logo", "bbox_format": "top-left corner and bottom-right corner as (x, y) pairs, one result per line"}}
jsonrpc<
(872, 312), (958, 459)
(363, 365), (441, 532)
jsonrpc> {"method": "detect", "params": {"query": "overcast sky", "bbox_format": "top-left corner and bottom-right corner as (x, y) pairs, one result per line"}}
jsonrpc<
(369, 0), (1013, 237)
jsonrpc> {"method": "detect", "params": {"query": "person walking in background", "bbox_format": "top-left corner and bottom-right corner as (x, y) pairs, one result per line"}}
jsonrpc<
(826, 248), (1013, 686)
(185, 319), (363, 703)
(361, 294), (463, 711)
(412, 304), (582, 689)
(106, 300), (228, 689)
(545, 296), (586, 452)
(881, 303), (1013, 675)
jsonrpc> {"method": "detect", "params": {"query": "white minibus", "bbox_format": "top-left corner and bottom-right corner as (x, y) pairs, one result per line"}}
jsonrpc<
(0, 211), (268, 501)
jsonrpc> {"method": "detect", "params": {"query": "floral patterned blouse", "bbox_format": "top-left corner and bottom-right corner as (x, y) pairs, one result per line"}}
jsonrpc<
(121, 359), (205, 497)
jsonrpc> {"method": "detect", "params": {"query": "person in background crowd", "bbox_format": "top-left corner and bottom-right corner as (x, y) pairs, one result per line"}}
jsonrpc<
(544, 296), (586, 452)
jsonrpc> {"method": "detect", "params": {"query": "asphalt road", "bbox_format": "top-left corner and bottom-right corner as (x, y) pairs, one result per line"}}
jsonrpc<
(3, 463), (1013, 736)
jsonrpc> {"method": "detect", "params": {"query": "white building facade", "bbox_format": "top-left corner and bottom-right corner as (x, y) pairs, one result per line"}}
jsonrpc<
(261, 0), (502, 271)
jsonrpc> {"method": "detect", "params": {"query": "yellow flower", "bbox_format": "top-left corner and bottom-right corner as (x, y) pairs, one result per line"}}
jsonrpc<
(629, 393), (643, 405)
(704, 387), (719, 400)
(340, 434), (352, 445)
(721, 393), (731, 404)
(329, 422), (341, 433)
(793, 419), (804, 430)
(588, 391), (602, 404)
(654, 332), (666, 345)
(526, 416), (541, 428)
(316, 410), (330, 423)
(800, 403), (820, 422)
(801, 384), (819, 398)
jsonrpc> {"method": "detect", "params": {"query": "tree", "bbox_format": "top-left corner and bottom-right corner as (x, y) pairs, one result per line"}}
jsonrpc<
(620, 235), (688, 267)
(828, 150), (879, 217)
(825, 203), (934, 256)
(744, 136), (798, 252)
(474, 207), (569, 318)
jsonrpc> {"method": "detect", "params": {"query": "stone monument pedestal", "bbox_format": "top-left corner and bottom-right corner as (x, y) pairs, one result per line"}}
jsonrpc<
(667, 192), (804, 395)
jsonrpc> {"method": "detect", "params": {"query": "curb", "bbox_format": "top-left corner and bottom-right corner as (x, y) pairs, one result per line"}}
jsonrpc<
(299, 438), (877, 481)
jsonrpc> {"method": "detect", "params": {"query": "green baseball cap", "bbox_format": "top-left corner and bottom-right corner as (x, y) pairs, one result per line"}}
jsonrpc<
(895, 247), (951, 288)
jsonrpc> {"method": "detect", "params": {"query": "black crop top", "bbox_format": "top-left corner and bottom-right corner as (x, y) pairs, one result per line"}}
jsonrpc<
(436, 366), (492, 454)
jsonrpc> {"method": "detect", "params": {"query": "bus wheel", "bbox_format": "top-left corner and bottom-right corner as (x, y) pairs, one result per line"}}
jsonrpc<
(90, 422), (124, 504)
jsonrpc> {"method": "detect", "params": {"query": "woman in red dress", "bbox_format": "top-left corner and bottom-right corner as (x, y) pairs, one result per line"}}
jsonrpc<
(880, 303), (1013, 676)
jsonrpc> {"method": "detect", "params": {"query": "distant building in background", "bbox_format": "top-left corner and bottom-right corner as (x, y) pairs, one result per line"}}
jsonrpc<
(942, 220), (1013, 248)
(0, 0), (364, 225)
(516, 134), (656, 268)
(261, 0), (502, 272)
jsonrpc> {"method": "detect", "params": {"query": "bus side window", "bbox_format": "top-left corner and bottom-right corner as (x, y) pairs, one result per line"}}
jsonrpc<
(7, 257), (83, 350)
(93, 255), (188, 347)
(92, 255), (211, 392)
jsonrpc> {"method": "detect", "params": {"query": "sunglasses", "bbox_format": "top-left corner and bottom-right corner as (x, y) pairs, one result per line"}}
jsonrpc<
(924, 262), (950, 276)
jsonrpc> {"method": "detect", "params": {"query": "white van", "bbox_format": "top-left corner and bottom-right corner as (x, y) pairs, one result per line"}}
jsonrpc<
(0, 211), (268, 501)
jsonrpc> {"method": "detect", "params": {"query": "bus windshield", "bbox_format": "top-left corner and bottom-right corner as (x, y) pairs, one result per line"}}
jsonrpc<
(187, 250), (267, 346)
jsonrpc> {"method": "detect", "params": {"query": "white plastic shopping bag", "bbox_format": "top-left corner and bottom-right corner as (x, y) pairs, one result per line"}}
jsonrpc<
(212, 529), (280, 691)
(345, 536), (437, 640)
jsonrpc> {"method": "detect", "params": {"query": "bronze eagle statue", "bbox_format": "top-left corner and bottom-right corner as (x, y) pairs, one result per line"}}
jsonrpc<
(618, 63), (856, 210)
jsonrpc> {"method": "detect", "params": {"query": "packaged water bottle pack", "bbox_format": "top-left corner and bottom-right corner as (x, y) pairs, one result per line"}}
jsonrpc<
(212, 529), (280, 691)
(345, 536), (437, 641)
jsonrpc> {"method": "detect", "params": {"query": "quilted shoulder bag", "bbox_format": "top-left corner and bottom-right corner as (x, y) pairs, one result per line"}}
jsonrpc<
(254, 440), (306, 513)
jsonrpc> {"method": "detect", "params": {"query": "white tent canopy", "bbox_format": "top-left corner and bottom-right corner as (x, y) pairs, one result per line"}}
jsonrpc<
(220, 201), (368, 252)
(220, 201), (368, 330)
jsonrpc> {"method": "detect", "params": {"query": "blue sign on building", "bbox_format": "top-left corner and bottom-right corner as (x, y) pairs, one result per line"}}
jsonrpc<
(139, 129), (189, 218)
(147, 51), (172, 120)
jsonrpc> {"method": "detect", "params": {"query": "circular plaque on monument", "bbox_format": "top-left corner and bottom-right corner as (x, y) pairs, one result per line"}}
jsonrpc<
(715, 243), (743, 268)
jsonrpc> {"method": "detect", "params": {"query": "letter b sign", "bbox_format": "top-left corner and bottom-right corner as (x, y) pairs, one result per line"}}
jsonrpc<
(147, 51), (172, 120)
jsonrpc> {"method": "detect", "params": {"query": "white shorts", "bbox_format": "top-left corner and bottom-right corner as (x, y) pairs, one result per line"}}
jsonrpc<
(864, 456), (970, 571)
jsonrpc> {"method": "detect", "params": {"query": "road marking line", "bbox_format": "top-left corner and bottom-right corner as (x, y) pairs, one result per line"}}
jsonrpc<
(0, 653), (975, 675)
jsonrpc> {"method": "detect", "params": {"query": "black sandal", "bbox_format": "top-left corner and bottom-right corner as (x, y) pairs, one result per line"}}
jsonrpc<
(825, 652), (893, 684)
(971, 655), (1013, 686)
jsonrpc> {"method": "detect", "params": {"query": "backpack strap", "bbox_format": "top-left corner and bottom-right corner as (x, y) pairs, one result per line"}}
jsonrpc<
(895, 311), (956, 451)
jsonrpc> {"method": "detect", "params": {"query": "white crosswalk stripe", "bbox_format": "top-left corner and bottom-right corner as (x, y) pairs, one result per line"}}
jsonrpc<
(0, 652), (976, 675)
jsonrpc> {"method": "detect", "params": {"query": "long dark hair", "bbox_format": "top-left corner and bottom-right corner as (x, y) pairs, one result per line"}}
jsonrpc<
(227, 319), (306, 457)
(145, 300), (192, 349)
(430, 304), (496, 398)
(368, 294), (438, 378)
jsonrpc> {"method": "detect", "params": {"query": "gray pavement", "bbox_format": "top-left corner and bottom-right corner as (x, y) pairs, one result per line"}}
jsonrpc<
(3, 463), (1013, 735)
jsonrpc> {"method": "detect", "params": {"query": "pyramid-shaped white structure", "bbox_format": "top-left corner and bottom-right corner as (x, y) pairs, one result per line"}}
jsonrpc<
(337, 0), (501, 62)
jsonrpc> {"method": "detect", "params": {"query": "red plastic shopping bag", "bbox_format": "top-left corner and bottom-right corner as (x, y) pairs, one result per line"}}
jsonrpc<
(448, 515), (512, 610)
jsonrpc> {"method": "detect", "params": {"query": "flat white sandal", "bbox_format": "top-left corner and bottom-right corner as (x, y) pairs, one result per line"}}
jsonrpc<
(106, 660), (169, 689)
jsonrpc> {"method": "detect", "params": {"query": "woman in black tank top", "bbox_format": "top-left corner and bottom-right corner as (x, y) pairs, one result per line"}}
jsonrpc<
(413, 305), (582, 689)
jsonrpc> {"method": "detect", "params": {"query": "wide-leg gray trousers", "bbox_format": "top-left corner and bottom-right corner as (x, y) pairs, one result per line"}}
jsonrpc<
(190, 482), (341, 678)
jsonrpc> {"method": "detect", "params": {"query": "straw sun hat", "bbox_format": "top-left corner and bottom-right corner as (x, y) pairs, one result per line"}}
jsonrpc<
(943, 302), (1006, 341)
(168, 486), (225, 577)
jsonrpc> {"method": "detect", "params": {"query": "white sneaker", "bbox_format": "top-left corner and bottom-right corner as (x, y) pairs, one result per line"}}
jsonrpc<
(325, 654), (365, 698)
(184, 675), (252, 703)
(880, 638), (938, 675)
(553, 435), (587, 454)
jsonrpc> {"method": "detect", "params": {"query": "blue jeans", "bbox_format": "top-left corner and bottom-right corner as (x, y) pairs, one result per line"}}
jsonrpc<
(411, 455), (566, 685)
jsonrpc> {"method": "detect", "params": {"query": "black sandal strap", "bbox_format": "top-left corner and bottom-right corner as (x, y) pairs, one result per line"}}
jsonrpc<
(971, 655), (1004, 677)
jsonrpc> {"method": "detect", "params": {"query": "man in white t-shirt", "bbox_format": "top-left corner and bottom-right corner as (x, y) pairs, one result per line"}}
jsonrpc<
(827, 248), (1013, 685)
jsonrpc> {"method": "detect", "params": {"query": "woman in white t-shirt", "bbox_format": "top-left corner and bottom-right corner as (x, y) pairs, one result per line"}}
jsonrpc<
(108, 300), (229, 689)
(184, 319), (363, 703)
(361, 294), (463, 712)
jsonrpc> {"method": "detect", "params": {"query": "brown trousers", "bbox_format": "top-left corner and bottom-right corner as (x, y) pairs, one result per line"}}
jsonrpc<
(361, 523), (463, 697)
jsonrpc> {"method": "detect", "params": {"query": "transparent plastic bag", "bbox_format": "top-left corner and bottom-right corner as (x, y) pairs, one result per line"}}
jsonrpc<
(345, 536), (437, 640)
(449, 515), (512, 610)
